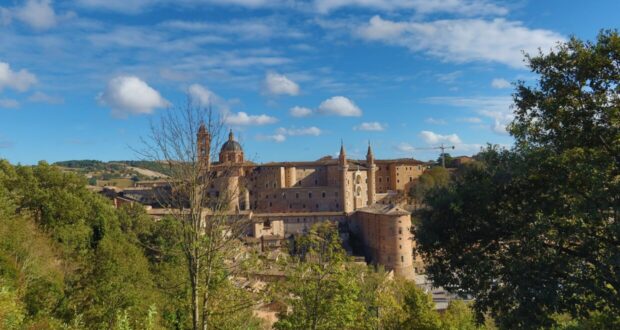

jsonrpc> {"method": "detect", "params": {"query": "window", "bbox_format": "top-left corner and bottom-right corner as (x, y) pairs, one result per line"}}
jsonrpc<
(296, 193), (299, 199)
(269, 202), (272, 207)
(316, 204), (319, 209)
(314, 179), (318, 185)
(309, 192), (312, 198)
(302, 204), (306, 208)
(401, 256), (404, 262)
(409, 177), (413, 182)
(398, 227), (402, 234)
(322, 192), (326, 198)
(282, 193), (287, 199)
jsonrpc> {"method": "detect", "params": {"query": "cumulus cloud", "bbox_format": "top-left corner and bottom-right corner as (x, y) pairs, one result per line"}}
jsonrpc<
(491, 78), (511, 89)
(315, 0), (507, 15)
(318, 96), (362, 117)
(264, 72), (300, 96)
(224, 111), (277, 126)
(419, 130), (462, 144)
(97, 76), (169, 117)
(289, 106), (313, 117)
(187, 83), (231, 111)
(0, 62), (37, 92)
(354, 122), (386, 131)
(0, 98), (19, 109)
(15, 0), (57, 30)
(357, 16), (564, 68)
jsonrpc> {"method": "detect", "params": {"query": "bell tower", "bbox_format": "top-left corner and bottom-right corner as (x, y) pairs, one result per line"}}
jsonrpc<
(197, 122), (211, 167)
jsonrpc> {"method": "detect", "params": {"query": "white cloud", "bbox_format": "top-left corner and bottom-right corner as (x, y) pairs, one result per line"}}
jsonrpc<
(224, 111), (277, 126)
(28, 91), (64, 104)
(75, 0), (154, 13)
(425, 117), (446, 125)
(491, 78), (511, 89)
(459, 117), (482, 123)
(277, 126), (322, 136)
(314, 0), (507, 15)
(0, 98), (19, 109)
(161, 18), (304, 40)
(395, 142), (414, 153)
(289, 106), (313, 117)
(264, 72), (300, 96)
(357, 16), (564, 68)
(492, 120), (509, 135)
(425, 96), (513, 121)
(419, 130), (462, 144)
(270, 133), (287, 142)
(318, 96), (362, 117)
(435, 71), (462, 84)
(354, 122), (386, 131)
(0, 62), (37, 92)
(187, 83), (229, 110)
(97, 76), (169, 117)
(15, 0), (57, 30)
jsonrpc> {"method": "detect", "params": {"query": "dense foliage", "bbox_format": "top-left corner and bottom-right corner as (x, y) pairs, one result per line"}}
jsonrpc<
(275, 223), (484, 330)
(0, 160), (257, 329)
(416, 31), (620, 329)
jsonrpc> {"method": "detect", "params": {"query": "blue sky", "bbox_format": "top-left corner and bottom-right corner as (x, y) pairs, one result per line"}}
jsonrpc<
(0, 0), (617, 164)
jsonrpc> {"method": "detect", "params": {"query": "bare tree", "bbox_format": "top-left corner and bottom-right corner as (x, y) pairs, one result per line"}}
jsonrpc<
(137, 100), (254, 330)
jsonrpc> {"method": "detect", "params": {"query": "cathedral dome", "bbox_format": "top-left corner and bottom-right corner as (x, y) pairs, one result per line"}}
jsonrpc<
(221, 140), (242, 152)
(220, 129), (243, 152)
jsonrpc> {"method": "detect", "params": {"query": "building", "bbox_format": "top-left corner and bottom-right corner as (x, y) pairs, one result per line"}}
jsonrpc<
(111, 125), (430, 278)
(200, 126), (429, 277)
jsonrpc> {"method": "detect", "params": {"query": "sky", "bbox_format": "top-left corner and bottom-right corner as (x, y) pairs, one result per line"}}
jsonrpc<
(0, 0), (617, 164)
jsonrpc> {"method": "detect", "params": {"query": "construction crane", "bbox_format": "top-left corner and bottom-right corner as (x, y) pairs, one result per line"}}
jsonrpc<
(411, 143), (455, 168)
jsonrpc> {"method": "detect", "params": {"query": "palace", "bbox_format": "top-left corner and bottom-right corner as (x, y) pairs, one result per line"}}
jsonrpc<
(110, 124), (430, 278)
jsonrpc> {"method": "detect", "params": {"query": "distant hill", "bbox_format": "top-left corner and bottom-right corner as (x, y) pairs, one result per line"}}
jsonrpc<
(53, 160), (170, 187)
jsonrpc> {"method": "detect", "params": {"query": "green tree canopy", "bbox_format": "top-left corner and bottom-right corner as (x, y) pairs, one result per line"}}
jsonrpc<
(416, 30), (620, 328)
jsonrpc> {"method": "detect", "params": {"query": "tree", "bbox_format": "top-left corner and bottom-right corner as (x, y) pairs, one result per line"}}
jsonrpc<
(416, 30), (620, 328)
(274, 222), (365, 330)
(410, 167), (450, 208)
(138, 102), (254, 330)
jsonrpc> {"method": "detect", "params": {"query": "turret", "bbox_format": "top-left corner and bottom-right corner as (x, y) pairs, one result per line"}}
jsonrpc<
(339, 140), (352, 213)
(366, 141), (376, 205)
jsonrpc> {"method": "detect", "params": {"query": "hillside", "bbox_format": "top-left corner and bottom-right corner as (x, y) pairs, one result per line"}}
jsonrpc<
(53, 160), (169, 187)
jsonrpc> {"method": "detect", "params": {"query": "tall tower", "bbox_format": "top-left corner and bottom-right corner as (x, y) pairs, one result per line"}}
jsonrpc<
(197, 122), (211, 167)
(339, 141), (352, 213)
(366, 141), (376, 206)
